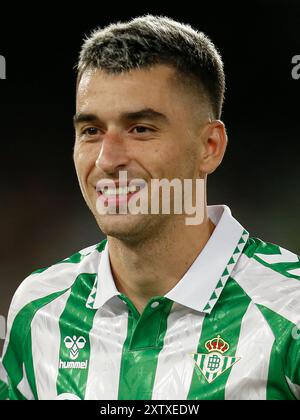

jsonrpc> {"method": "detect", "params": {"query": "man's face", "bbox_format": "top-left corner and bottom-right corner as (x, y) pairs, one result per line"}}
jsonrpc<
(74, 64), (208, 242)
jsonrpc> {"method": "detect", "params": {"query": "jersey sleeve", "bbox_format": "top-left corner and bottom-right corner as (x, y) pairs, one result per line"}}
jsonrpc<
(1, 297), (36, 400)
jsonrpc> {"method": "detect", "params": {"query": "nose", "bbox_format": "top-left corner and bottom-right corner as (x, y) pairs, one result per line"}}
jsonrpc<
(95, 130), (130, 174)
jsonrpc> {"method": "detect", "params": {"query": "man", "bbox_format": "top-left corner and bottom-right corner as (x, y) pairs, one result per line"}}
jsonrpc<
(1, 15), (300, 400)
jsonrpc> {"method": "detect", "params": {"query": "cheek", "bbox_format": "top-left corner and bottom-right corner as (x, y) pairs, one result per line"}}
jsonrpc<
(147, 149), (181, 180)
(74, 151), (85, 176)
(75, 151), (84, 164)
(164, 144), (199, 178)
(146, 148), (168, 173)
(74, 146), (94, 179)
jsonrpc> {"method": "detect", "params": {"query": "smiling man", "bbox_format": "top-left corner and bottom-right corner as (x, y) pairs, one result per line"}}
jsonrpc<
(1, 15), (300, 401)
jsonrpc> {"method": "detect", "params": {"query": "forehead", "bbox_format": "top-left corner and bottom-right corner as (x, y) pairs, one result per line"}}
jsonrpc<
(76, 65), (186, 116)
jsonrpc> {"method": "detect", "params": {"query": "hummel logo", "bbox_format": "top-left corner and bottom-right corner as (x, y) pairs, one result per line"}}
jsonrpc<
(59, 335), (88, 370)
(64, 335), (86, 360)
(59, 360), (88, 370)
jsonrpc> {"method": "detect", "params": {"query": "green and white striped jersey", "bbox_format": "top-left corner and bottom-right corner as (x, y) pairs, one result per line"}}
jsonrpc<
(1, 205), (300, 400)
(0, 360), (7, 399)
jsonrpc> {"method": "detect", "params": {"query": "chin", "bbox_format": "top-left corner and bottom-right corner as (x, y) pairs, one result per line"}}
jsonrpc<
(96, 214), (163, 244)
(95, 213), (152, 243)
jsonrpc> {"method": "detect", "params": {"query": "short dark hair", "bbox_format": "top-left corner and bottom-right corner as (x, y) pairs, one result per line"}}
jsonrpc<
(77, 15), (225, 119)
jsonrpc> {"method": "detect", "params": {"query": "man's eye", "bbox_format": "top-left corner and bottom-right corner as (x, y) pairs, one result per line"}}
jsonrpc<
(132, 126), (153, 134)
(82, 127), (99, 136)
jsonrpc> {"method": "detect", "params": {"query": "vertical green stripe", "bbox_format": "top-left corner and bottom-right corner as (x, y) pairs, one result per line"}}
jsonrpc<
(0, 379), (8, 400)
(257, 305), (297, 400)
(266, 342), (295, 400)
(24, 326), (38, 400)
(118, 297), (173, 400)
(187, 278), (251, 400)
(56, 274), (97, 400)
(2, 289), (68, 400)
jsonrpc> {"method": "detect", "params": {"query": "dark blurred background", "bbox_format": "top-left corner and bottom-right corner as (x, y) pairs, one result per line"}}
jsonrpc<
(0, 1), (300, 344)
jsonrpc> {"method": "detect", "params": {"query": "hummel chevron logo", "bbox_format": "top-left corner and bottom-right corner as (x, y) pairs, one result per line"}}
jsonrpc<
(191, 335), (241, 384)
(64, 335), (86, 360)
(59, 335), (88, 370)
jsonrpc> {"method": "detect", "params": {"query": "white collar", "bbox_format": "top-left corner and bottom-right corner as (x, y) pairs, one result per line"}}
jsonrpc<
(91, 205), (249, 313)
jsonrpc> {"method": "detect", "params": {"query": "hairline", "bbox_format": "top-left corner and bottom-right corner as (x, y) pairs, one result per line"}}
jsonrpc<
(76, 63), (213, 121)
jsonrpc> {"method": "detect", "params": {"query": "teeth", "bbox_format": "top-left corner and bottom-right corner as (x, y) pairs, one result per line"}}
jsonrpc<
(100, 185), (140, 196)
(128, 185), (139, 193)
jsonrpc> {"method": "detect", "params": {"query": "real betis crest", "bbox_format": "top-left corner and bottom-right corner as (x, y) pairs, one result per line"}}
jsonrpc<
(191, 335), (241, 384)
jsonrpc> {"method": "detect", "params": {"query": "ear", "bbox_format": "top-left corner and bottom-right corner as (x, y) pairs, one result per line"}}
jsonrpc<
(198, 120), (228, 175)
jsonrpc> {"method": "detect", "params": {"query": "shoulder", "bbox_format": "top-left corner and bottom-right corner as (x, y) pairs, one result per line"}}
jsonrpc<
(6, 240), (107, 331)
(231, 237), (300, 326)
(233, 236), (300, 281)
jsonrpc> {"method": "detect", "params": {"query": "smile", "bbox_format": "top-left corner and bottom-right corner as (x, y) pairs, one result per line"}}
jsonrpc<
(98, 185), (142, 197)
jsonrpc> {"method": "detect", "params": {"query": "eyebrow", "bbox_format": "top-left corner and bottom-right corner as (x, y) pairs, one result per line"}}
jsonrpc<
(73, 108), (169, 127)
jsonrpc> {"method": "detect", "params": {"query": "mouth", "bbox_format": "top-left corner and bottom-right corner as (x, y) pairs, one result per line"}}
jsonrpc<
(95, 181), (147, 206)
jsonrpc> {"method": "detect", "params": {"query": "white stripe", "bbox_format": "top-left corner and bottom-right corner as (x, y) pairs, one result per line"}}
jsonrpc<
(151, 303), (205, 400)
(287, 268), (300, 277)
(225, 302), (274, 400)
(232, 254), (300, 325)
(31, 290), (71, 400)
(286, 376), (300, 399)
(17, 363), (34, 400)
(3, 250), (100, 357)
(85, 299), (129, 400)
(255, 247), (299, 264)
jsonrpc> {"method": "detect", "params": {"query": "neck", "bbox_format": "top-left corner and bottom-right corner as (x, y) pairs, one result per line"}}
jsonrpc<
(107, 208), (215, 314)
